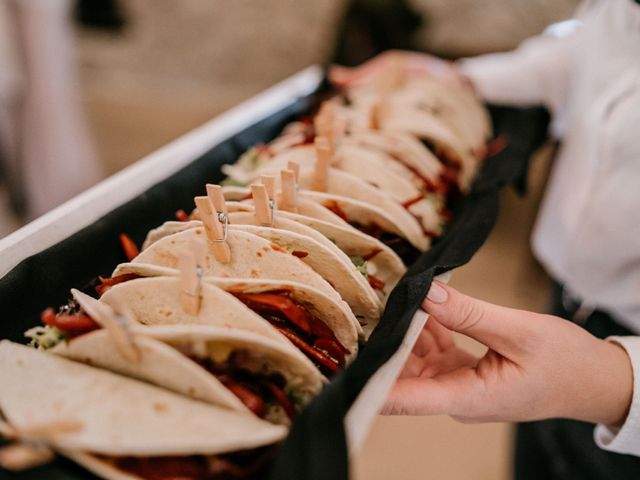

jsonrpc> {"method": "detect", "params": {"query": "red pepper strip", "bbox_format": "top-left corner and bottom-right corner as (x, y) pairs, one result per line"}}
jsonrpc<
(299, 115), (313, 126)
(322, 201), (349, 222)
(400, 161), (449, 194)
(313, 338), (346, 368)
(41, 307), (100, 337)
(478, 134), (509, 159)
(262, 381), (297, 421)
(235, 293), (312, 336)
(216, 375), (266, 418)
(96, 273), (141, 296)
(439, 167), (459, 188)
(362, 249), (382, 261)
(255, 143), (271, 155)
(368, 274), (385, 292)
(175, 209), (189, 222)
(119, 233), (139, 261)
(274, 325), (340, 374)
(291, 250), (309, 258)
(401, 195), (425, 209)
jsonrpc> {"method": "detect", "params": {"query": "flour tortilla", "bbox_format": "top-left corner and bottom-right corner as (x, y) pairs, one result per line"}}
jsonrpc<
(51, 324), (325, 420)
(0, 341), (286, 479)
(97, 274), (359, 355)
(133, 221), (381, 326)
(232, 148), (428, 250)
(113, 228), (343, 308)
(221, 185), (348, 227)
(98, 276), (291, 345)
(226, 224), (382, 320)
(140, 208), (404, 317)
(343, 129), (444, 184)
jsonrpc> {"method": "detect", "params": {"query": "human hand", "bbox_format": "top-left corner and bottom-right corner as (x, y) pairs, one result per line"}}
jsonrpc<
(329, 50), (473, 89)
(382, 282), (633, 427)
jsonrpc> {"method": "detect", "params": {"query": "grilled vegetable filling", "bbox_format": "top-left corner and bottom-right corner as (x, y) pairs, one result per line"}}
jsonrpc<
(100, 445), (277, 480)
(95, 273), (142, 296)
(322, 201), (420, 265)
(26, 301), (101, 349)
(193, 355), (299, 422)
(232, 291), (350, 376)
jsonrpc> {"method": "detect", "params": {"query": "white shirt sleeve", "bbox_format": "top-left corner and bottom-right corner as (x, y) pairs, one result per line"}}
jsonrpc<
(457, 32), (578, 116)
(594, 336), (640, 456)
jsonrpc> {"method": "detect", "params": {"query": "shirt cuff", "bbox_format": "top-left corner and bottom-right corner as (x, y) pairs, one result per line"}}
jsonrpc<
(594, 336), (640, 457)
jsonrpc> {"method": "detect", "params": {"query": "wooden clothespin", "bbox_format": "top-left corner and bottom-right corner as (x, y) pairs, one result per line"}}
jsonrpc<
(177, 241), (206, 316)
(0, 443), (54, 471)
(0, 419), (82, 471)
(260, 175), (276, 200)
(333, 114), (348, 141)
(313, 136), (332, 192)
(280, 169), (298, 212)
(206, 184), (227, 215)
(287, 161), (300, 184)
(194, 196), (231, 263)
(251, 184), (273, 226)
(314, 106), (332, 139)
(71, 289), (140, 363)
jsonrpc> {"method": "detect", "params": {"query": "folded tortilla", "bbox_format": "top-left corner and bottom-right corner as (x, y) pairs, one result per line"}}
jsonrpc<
(97, 274), (359, 365)
(0, 341), (286, 480)
(113, 228), (342, 308)
(51, 324), (325, 424)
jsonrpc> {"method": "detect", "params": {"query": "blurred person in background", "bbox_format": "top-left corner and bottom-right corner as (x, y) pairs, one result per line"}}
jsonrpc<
(332, 0), (640, 478)
(0, 0), (101, 221)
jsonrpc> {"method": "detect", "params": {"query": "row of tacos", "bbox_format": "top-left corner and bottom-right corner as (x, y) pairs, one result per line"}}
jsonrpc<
(0, 70), (491, 479)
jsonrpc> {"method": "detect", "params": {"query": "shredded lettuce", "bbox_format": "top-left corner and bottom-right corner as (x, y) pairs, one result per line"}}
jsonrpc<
(220, 145), (271, 185)
(24, 326), (67, 350)
(220, 177), (246, 187)
(350, 256), (368, 278)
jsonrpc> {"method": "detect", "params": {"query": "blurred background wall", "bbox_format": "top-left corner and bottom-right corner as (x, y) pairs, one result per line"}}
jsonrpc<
(0, 1), (577, 478)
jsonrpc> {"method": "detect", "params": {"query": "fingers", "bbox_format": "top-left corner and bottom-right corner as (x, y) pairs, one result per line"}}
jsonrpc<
(329, 61), (386, 87)
(412, 326), (438, 356)
(329, 51), (405, 87)
(422, 282), (541, 360)
(381, 368), (482, 416)
(425, 317), (455, 351)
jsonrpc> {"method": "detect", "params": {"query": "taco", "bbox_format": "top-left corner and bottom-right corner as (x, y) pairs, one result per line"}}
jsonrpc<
(140, 205), (404, 320)
(0, 340), (286, 480)
(93, 274), (359, 371)
(112, 228), (344, 310)
(50, 323), (325, 424)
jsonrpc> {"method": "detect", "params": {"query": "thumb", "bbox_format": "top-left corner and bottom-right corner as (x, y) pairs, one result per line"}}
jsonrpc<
(422, 282), (540, 359)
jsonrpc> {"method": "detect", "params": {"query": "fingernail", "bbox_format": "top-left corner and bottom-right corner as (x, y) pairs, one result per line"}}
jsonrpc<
(426, 282), (448, 304)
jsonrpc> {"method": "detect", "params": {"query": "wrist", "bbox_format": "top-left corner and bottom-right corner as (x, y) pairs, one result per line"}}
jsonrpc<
(572, 338), (633, 426)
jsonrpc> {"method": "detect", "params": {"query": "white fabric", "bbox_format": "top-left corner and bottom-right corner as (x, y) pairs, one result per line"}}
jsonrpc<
(460, 0), (640, 457)
(0, 0), (102, 220)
